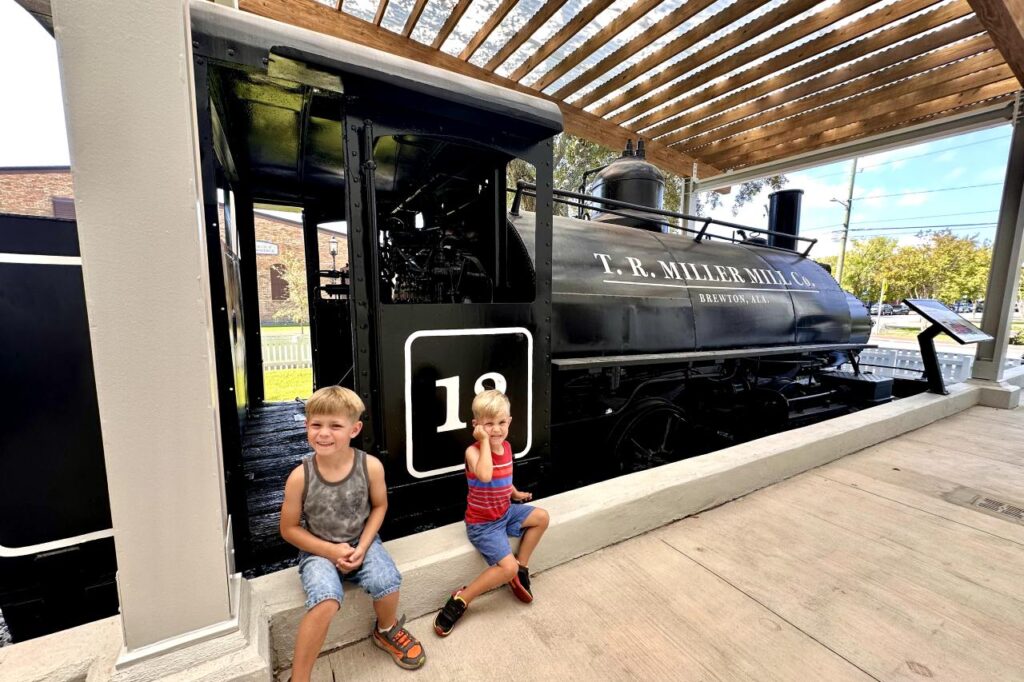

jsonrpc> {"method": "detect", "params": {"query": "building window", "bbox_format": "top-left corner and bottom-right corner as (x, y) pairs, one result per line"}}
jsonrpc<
(270, 263), (289, 301)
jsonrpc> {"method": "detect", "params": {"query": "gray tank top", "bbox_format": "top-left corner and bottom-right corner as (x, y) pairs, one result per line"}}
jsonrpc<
(301, 449), (371, 546)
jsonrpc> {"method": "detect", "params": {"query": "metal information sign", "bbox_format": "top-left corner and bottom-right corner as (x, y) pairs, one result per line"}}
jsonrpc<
(904, 299), (993, 394)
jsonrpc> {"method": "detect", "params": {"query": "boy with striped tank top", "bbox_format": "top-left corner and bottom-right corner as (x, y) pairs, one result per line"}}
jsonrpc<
(434, 390), (550, 636)
(280, 387), (425, 680)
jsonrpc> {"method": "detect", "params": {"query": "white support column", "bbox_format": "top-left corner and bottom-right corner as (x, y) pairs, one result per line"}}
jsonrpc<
(51, 0), (234, 656)
(973, 97), (1024, 382)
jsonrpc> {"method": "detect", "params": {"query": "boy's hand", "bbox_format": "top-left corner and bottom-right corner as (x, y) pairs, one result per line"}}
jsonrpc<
(473, 425), (488, 443)
(337, 545), (366, 573)
(330, 542), (355, 566)
(511, 490), (533, 502)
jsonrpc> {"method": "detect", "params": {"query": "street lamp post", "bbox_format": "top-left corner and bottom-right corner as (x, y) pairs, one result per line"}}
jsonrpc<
(832, 158), (858, 286)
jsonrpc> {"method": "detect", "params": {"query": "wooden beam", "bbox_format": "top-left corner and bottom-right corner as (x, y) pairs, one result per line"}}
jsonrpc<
(509, 0), (616, 83)
(551, 0), (718, 101)
(459, 0), (519, 61)
(622, 0), (957, 132)
(726, 84), (1018, 170)
(700, 59), (1012, 166)
(483, 0), (572, 71)
(431, 0), (473, 49)
(401, 0), (429, 37)
(672, 31), (994, 153)
(573, 0), (774, 110)
(236, 0), (721, 178)
(967, 0), (1024, 84)
(530, 0), (664, 92)
(373, 0), (388, 26)
(606, 0), (912, 127)
(654, 7), (980, 145)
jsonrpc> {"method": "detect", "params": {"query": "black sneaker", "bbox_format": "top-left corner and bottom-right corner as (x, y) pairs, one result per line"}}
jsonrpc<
(509, 565), (533, 603)
(433, 590), (467, 637)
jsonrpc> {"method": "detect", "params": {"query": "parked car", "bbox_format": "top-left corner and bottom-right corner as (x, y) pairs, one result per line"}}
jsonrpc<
(891, 303), (909, 315)
(869, 303), (893, 315)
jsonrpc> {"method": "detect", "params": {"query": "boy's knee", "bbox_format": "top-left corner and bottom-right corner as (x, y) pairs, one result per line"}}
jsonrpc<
(534, 508), (550, 528)
(307, 598), (340, 618)
(496, 558), (518, 581)
(365, 568), (402, 600)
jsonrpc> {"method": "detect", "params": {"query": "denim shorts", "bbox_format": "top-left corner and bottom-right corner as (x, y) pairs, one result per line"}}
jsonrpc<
(298, 535), (401, 610)
(466, 504), (536, 566)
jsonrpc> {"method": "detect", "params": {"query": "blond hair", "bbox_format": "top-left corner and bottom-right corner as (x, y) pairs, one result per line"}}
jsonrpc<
(305, 386), (365, 421)
(471, 389), (510, 420)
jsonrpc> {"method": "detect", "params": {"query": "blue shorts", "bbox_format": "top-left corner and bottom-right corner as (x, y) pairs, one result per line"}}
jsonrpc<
(466, 504), (536, 566)
(298, 536), (401, 610)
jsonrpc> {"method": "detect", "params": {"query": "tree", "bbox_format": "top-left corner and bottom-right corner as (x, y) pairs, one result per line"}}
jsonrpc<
(839, 236), (899, 301)
(271, 248), (310, 326)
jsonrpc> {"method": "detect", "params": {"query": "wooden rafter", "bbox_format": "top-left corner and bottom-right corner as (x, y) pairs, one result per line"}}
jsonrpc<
(700, 56), (1011, 165)
(530, 0), (665, 92)
(656, 8), (980, 146)
(401, 0), (428, 37)
(966, 0), (1024, 84)
(459, 0), (519, 61)
(508, 0), (616, 83)
(727, 85), (1017, 169)
(681, 34), (995, 156)
(603, 0), (880, 124)
(551, 0), (718, 101)
(483, 0), (572, 71)
(373, 0), (388, 26)
(236, 0), (720, 178)
(431, 0), (473, 50)
(572, 0), (774, 110)
(623, 0), (957, 134)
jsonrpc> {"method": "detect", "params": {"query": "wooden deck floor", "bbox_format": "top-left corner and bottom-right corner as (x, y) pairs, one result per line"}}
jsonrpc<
(301, 405), (1024, 681)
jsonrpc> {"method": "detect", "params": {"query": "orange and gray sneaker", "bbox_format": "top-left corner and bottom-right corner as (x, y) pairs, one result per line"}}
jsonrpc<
(372, 615), (426, 670)
(509, 565), (533, 603)
(433, 590), (468, 636)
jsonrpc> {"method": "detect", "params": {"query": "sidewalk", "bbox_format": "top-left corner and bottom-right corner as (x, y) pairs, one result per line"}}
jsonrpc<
(297, 405), (1024, 681)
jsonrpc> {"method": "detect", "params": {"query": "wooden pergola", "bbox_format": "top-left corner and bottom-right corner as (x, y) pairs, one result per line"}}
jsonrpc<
(226, 0), (1024, 184)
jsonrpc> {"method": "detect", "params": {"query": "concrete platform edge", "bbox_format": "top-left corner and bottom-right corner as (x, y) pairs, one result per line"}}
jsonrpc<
(253, 382), (982, 673)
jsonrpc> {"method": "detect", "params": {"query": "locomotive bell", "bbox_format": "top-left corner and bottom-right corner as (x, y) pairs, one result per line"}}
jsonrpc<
(586, 139), (666, 232)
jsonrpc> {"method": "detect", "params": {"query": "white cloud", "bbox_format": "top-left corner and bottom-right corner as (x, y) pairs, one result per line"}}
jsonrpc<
(861, 187), (886, 208)
(944, 166), (966, 181)
(896, 191), (928, 207)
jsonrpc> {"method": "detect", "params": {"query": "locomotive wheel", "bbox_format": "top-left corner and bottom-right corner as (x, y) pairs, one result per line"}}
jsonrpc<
(609, 399), (690, 474)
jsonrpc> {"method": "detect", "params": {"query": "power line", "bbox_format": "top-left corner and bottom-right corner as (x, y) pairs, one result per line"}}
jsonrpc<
(803, 209), (1000, 233)
(851, 182), (1001, 200)
(849, 221), (996, 232)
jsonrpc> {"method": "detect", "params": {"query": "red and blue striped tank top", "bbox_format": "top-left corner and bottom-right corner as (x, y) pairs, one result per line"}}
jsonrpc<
(465, 440), (513, 524)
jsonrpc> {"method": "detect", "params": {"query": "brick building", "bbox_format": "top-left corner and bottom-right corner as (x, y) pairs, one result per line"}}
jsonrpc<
(0, 167), (348, 324)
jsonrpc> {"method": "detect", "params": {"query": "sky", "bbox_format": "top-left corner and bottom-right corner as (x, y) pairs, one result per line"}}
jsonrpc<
(0, 0), (1013, 260)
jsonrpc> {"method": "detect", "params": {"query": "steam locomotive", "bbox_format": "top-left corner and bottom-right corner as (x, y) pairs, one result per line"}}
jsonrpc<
(0, 2), (886, 641)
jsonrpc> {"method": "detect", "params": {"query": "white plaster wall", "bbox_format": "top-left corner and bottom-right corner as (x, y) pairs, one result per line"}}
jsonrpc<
(50, 0), (232, 650)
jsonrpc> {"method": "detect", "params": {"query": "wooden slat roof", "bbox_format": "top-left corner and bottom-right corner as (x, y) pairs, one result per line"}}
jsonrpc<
(21, 0), (1023, 180)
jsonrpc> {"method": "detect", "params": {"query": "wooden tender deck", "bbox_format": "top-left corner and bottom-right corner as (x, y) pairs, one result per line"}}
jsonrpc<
(301, 405), (1024, 680)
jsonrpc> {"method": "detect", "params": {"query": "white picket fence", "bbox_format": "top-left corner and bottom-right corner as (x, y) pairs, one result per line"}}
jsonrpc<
(262, 334), (312, 370)
(842, 348), (974, 384)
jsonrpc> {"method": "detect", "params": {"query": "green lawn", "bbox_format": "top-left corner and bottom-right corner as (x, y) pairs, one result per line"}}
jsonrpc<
(264, 368), (312, 402)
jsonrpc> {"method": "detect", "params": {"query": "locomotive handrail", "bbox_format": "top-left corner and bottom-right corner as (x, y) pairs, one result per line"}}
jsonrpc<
(509, 182), (819, 256)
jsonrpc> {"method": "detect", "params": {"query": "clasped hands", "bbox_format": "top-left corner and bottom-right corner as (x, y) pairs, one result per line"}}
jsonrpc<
(330, 542), (365, 573)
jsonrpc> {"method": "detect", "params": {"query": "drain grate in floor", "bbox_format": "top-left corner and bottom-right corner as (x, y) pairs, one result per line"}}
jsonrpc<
(943, 487), (1024, 525)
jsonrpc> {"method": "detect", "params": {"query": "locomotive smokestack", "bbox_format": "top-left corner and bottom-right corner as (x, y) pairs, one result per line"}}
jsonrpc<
(767, 189), (803, 251)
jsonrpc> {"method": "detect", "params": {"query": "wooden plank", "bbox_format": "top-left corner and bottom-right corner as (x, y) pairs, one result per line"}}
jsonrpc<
(483, 0), (573, 71)
(696, 54), (1009, 163)
(597, 0), (846, 121)
(530, 0), (665, 92)
(655, 15), (984, 146)
(551, 0), (718, 101)
(237, 0), (720, 178)
(574, 0), (781, 111)
(634, 0), (957, 140)
(400, 0), (429, 37)
(508, 0), (617, 82)
(657, 476), (1024, 680)
(324, 534), (871, 680)
(723, 87), (1016, 169)
(373, 0), (388, 26)
(967, 0), (1024, 84)
(431, 0), (473, 49)
(459, 0), (520, 61)
(676, 33), (994, 154)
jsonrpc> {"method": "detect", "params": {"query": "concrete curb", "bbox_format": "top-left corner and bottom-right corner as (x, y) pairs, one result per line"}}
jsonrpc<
(252, 381), (983, 673)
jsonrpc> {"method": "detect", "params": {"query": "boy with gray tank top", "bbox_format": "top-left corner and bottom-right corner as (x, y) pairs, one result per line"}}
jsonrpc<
(280, 387), (425, 679)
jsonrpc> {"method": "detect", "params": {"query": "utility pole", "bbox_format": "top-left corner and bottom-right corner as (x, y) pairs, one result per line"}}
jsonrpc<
(833, 157), (858, 286)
